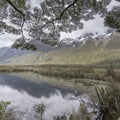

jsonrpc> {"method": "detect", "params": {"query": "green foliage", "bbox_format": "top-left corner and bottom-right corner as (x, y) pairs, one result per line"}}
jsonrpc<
(36, 66), (97, 79)
(12, 38), (37, 51)
(69, 103), (91, 120)
(33, 99), (92, 120)
(34, 104), (46, 120)
(95, 69), (120, 120)
(17, 0), (25, 8)
(54, 115), (67, 120)
(79, 104), (91, 120)
(0, 101), (10, 120)
(0, 0), (7, 8)
(12, 0), (26, 8)
(105, 7), (120, 29)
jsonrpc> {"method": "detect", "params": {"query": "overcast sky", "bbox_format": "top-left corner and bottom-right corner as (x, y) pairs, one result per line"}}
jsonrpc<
(0, 33), (21, 48)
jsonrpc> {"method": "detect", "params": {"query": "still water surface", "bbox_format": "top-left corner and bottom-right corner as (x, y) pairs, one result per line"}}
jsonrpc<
(0, 72), (89, 120)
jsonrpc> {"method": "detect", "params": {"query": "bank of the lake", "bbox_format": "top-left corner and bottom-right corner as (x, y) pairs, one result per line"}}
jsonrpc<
(0, 65), (116, 98)
(0, 65), (118, 84)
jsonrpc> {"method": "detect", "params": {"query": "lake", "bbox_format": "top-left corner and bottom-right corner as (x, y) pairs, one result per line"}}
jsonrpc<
(0, 72), (91, 120)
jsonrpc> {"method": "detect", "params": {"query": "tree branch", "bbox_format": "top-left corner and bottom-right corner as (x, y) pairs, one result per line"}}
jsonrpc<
(5, 0), (25, 38)
(5, 0), (78, 46)
(41, 0), (78, 29)
(5, 0), (25, 16)
(59, 0), (78, 20)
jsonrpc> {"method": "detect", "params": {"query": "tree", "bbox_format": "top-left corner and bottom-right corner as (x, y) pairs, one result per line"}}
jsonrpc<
(105, 6), (120, 31)
(0, 0), (120, 50)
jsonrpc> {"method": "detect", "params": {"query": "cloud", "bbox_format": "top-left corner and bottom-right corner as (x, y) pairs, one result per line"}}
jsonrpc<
(0, 32), (21, 48)
(60, 14), (108, 41)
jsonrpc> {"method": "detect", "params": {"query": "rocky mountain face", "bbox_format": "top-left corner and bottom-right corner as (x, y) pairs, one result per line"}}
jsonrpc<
(0, 0), (120, 47)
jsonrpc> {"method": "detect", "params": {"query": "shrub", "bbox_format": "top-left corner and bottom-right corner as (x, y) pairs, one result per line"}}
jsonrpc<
(0, 101), (10, 120)
(95, 69), (120, 120)
(69, 103), (91, 120)
(34, 104), (46, 120)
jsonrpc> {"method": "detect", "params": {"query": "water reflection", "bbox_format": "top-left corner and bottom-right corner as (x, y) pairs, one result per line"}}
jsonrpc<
(0, 72), (80, 98)
(0, 72), (83, 120)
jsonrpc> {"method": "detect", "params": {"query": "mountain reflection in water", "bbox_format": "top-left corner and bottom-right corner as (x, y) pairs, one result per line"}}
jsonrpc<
(0, 72), (85, 120)
(0, 72), (80, 98)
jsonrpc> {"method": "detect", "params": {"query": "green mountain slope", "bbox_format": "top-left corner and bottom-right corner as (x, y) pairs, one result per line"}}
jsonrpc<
(1, 33), (120, 68)
(2, 52), (43, 65)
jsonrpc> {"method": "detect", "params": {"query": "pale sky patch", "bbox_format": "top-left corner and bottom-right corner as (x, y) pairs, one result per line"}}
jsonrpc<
(0, 32), (21, 48)
(60, 14), (109, 42)
(107, 0), (120, 11)
(26, 0), (44, 12)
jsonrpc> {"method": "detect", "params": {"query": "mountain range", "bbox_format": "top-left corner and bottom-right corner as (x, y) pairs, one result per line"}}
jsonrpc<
(0, 32), (120, 68)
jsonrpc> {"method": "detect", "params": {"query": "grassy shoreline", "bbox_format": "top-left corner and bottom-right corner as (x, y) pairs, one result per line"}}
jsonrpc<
(0, 65), (119, 82)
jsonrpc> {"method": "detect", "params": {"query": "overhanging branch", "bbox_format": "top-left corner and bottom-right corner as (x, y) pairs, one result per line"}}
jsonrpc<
(41, 0), (78, 29)
(5, 0), (78, 44)
(5, 0), (25, 38)
(5, 0), (25, 16)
